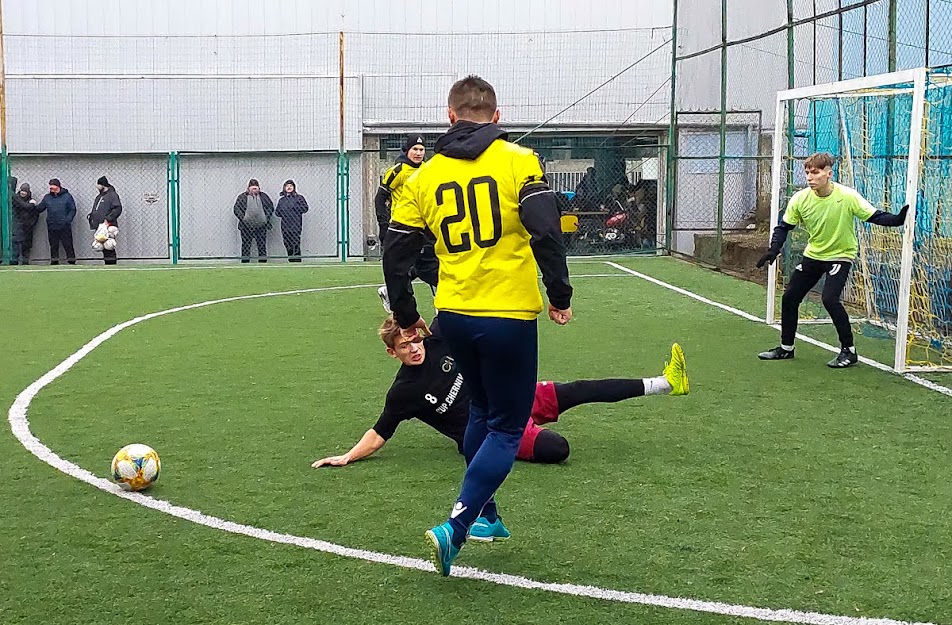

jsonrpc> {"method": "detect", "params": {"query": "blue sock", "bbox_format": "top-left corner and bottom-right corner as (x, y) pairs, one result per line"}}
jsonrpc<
(446, 431), (521, 546)
(481, 500), (498, 523)
(448, 518), (467, 547)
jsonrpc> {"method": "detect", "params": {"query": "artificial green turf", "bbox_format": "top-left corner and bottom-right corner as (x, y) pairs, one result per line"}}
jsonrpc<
(1, 259), (950, 625)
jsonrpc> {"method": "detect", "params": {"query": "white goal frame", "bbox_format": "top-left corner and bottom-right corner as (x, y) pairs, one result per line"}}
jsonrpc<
(766, 68), (928, 373)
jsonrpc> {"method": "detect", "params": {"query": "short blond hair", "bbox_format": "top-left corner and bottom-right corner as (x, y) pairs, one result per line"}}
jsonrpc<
(378, 315), (402, 349)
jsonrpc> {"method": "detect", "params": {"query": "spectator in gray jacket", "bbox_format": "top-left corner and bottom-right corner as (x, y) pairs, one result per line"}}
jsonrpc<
(36, 178), (76, 265)
(233, 178), (274, 263)
(88, 176), (123, 265)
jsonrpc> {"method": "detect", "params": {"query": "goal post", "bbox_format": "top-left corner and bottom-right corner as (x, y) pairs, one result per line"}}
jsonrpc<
(767, 67), (952, 373)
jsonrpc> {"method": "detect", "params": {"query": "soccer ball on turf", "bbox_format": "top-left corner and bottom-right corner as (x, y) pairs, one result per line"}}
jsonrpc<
(111, 444), (161, 491)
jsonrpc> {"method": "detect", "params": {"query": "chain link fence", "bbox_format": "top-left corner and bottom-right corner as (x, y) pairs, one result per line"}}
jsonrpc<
(7, 155), (169, 263)
(3, 3), (952, 267)
(366, 133), (664, 258)
(666, 0), (952, 272)
(670, 111), (765, 265)
(177, 152), (343, 261)
(2, 152), (365, 264)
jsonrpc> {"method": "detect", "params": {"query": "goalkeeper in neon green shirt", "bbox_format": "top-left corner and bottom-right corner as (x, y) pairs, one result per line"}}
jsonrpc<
(756, 152), (908, 368)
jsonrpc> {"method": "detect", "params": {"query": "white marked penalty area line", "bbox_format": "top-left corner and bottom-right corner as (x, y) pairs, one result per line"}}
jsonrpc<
(6, 282), (939, 625)
(604, 261), (952, 398)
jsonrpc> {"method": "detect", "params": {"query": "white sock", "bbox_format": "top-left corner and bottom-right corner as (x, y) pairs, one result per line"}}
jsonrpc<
(847, 346), (856, 353)
(781, 344), (795, 352)
(644, 376), (672, 396)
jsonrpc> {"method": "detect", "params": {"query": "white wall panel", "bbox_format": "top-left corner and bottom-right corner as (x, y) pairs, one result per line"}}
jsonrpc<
(2, 0), (670, 35)
(2, 0), (672, 152)
(8, 76), (361, 153)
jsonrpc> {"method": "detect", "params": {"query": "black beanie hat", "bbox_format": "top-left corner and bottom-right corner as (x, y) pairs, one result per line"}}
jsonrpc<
(403, 135), (425, 154)
(97, 176), (109, 187)
(284, 179), (295, 189)
(49, 178), (61, 187)
(248, 178), (260, 188)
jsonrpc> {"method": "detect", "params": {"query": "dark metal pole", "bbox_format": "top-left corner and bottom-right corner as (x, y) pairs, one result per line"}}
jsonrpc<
(888, 0), (898, 72)
(716, 0), (728, 267)
(925, 0), (931, 67)
(837, 0), (844, 80)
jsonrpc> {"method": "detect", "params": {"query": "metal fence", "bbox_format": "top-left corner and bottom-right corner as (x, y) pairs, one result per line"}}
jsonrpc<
(2, 2), (951, 267)
(667, 0), (952, 270)
(2, 151), (361, 264)
(369, 134), (665, 258)
(670, 111), (766, 263)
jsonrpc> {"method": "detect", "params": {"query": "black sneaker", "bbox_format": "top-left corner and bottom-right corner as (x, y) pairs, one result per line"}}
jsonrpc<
(758, 346), (794, 360)
(827, 348), (858, 368)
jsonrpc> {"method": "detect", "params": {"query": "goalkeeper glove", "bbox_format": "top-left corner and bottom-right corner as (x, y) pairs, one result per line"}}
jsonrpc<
(756, 249), (779, 269)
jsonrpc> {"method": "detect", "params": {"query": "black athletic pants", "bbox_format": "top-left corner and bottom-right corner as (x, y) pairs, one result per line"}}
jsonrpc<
(781, 257), (853, 348)
(48, 227), (76, 264)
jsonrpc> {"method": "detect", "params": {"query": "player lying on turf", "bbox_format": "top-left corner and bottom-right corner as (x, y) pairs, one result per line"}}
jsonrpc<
(312, 315), (689, 473)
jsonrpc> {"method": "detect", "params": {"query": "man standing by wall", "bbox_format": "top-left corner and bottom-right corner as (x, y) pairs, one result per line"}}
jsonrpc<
(11, 182), (39, 265)
(275, 179), (309, 262)
(36, 178), (76, 265)
(233, 179), (273, 263)
(88, 176), (123, 265)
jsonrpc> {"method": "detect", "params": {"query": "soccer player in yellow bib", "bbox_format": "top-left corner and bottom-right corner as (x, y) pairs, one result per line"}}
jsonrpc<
(756, 152), (908, 368)
(375, 136), (439, 297)
(375, 135), (426, 247)
(382, 75), (573, 576)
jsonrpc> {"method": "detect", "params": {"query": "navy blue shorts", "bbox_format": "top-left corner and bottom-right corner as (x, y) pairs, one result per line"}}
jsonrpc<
(437, 312), (538, 436)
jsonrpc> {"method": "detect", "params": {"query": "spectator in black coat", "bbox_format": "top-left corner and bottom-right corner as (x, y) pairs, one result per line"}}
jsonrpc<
(573, 166), (599, 210)
(275, 179), (309, 262)
(88, 176), (123, 265)
(233, 178), (274, 263)
(11, 182), (40, 265)
(36, 178), (77, 265)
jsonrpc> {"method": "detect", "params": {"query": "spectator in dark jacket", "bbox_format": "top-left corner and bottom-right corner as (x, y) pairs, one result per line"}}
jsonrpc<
(88, 176), (123, 265)
(573, 166), (599, 210)
(36, 178), (76, 265)
(275, 179), (309, 262)
(11, 181), (40, 265)
(233, 178), (274, 263)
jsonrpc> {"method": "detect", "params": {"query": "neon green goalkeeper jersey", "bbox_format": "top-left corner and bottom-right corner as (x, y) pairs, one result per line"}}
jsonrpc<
(782, 182), (877, 261)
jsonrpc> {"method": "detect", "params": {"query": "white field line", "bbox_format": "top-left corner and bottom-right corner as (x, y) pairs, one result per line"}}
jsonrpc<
(604, 262), (952, 398)
(5, 282), (941, 625)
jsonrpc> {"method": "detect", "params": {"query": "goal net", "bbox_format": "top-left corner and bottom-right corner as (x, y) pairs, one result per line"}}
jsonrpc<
(767, 67), (952, 373)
